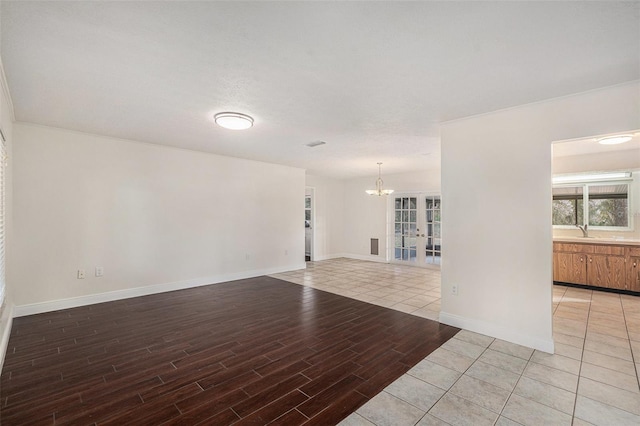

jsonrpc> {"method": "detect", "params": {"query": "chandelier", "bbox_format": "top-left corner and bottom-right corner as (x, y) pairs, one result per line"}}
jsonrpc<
(365, 162), (394, 196)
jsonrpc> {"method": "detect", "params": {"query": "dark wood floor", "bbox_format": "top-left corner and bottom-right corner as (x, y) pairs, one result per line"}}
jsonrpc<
(1, 276), (459, 425)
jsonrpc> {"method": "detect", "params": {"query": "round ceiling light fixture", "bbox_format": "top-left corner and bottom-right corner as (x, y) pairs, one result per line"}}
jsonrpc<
(214, 112), (254, 130)
(597, 134), (632, 145)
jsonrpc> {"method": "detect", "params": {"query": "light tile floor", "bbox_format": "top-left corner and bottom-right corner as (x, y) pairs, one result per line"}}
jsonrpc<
(271, 258), (640, 425)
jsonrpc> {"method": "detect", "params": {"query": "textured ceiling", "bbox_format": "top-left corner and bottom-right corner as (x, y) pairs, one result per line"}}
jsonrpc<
(1, 1), (639, 178)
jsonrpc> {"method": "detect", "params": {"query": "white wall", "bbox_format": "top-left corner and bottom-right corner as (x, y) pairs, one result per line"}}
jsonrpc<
(342, 169), (441, 261)
(305, 170), (441, 262)
(11, 123), (305, 314)
(440, 82), (640, 353)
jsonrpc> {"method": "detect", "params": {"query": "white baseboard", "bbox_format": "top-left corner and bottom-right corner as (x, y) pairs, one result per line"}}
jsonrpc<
(313, 253), (389, 263)
(13, 263), (307, 318)
(311, 253), (346, 261)
(342, 253), (389, 263)
(0, 302), (14, 370)
(439, 311), (555, 354)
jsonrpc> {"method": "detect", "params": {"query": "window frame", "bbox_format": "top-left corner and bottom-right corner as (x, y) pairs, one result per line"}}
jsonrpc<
(552, 179), (633, 231)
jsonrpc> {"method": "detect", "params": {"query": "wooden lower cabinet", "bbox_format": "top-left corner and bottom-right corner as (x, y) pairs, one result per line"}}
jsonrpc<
(554, 252), (587, 284)
(629, 255), (640, 292)
(553, 242), (640, 293)
(587, 254), (625, 289)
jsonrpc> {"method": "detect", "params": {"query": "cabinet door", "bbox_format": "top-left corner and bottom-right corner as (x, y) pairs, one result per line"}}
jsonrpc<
(571, 254), (587, 285)
(554, 252), (570, 282)
(587, 255), (608, 287)
(588, 255), (625, 289)
(554, 252), (586, 284)
(629, 256), (640, 292)
(607, 256), (626, 290)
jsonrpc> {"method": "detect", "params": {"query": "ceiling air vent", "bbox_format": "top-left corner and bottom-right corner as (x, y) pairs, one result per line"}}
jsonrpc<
(306, 141), (326, 148)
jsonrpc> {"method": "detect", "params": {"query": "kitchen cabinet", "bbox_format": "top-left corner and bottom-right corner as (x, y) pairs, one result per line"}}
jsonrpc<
(587, 254), (625, 289)
(629, 246), (640, 292)
(553, 252), (587, 284)
(553, 242), (639, 293)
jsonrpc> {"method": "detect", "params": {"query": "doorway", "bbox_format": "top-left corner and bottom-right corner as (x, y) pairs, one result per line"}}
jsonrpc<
(391, 194), (441, 267)
(305, 188), (314, 261)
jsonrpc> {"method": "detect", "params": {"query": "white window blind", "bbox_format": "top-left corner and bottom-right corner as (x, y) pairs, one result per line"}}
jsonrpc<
(0, 131), (5, 310)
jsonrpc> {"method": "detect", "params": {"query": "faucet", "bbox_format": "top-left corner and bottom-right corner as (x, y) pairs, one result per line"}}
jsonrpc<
(576, 224), (588, 237)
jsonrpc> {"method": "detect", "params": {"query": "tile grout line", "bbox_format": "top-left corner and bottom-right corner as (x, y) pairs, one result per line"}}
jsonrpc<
(568, 286), (592, 423)
(417, 335), (499, 425)
(620, 295), (640, 391)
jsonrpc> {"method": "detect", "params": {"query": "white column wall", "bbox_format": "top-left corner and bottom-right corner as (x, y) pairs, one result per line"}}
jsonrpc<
(440, 82), (640, 352)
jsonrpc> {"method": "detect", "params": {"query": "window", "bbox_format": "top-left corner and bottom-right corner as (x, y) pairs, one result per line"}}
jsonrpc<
(552, 186), (584, 226)
(552, 180), (631, 229)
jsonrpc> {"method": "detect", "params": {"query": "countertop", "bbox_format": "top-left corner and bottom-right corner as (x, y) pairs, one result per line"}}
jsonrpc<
(553, 236), (640, 246)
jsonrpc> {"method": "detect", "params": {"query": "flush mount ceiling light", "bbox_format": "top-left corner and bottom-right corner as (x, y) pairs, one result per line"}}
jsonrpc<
(597, 134), (632, 145)
(214, 112), (254, 130)
(366, 162), (394, 196)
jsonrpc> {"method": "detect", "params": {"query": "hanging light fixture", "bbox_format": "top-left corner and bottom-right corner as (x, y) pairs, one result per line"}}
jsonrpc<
(366, 162), (394, 196)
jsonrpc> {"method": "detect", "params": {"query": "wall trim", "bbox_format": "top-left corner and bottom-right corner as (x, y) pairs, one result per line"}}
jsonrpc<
(311, 253), (349, 262)
(342, 253), (388, 263)
(439, 311), (555, 354)
(0, 56), (16, 122)
(0, 302), (14, 371)
(314, 253), (389, 264)
(13, 264), (306, 318)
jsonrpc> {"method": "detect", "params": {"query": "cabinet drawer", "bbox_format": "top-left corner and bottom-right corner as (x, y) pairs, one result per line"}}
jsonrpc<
(554, 243), (574, 252)
(594, 245), (625, 256)
(628, 246), (640, 257)
(554, 243), (595, 253)
(573, 244), (595, 254)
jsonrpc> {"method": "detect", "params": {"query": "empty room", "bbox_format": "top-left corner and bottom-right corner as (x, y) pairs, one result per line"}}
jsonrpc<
(0, 1), (639, 425)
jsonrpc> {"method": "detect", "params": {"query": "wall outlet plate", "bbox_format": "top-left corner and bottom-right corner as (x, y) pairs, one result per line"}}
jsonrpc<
(95, 266), (104, 277)
(452, 284), (458, 296)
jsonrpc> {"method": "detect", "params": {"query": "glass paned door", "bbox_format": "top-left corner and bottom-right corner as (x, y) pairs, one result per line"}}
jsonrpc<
(393, 194), (442, 267)
(425, 196), (441, 265)
(394, 197), (418, 262)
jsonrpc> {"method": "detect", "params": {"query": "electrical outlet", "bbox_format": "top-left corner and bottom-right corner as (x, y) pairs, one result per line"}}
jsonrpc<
(95, 266), (104, 277)
(77, 269), (86, 279)
(451, 284), (458, 296)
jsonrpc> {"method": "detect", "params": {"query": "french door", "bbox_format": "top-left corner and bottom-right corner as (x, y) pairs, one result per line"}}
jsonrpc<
(391, 194), (441, 266)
